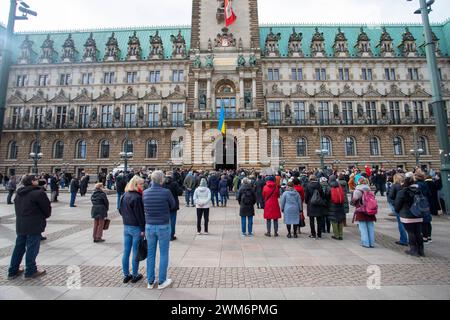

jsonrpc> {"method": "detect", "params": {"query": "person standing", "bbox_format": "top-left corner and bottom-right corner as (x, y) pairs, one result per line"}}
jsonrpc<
(305, 175), (326, 239)
(328, 176), (346, 240)
(79, 173), (89, 197)
(414, 172), (433, 244)
(193, 178), (212, 235)
(91, 183), (109, 243)
(351, 178), (377, 248)
(207, 172), (220, 207)
(263, 176), (281, 237)
(49, 173), (59, 203)
(280, 181), (302, 238)
(143, 171), (176, 289)
(338, 173), (350, 227)
(219, 175), (229, 207)
(237, 178), (256, 236)
(255, 175), (265, 209)
(183, 171), (196, 207)
(7, 175), (51, 280)
(388, 173), (408, 246)
(6, 175), (17, 205)
(424, 175), (439, 217)
(163, 172), (183, 241)
(69, 176), (80, 207)
(319, 177), (331, 233)
(119, 176), (146, 283)
(115, 173), (127, 210)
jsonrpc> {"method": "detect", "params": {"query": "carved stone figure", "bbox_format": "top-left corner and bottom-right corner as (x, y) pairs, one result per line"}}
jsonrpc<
(114, 107), (121, 120)
(205, 54), (214, 68)
(244, 92), (252, 109)
(249, 54), (257, 66)
(404, 103), (411, 117)
(357, 104), (364, 118)
(285, 104), (291, 118)
(309, 104), (316, 118)
(162, 106), (168, 120)
(237, 54), (246, 67)
(24, 109), (30, 123)
(46, 108), (53, 122)
(91, 108), (97, 121)
(138, 107), (144, 120)
(199, 94), (207, 109)
(381, 104), (388, 118)
(194, 55), (201, 68)
(333, 104), (340, 118)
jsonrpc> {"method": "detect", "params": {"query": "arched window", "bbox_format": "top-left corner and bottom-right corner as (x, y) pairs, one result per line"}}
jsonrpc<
(99, 140), (110, 159)
(30, 140), (41, 154)
(76, 140), (87, 159)
(393, 136), (404, 155)
(369, 137), (380, 156)
(53, 140), (64, 159)
(296, 137), (307, 157)
(345, 137), (356, 156)
(320, 137), (332, 156)
(271, 137), (282, 157)
(418, 136), (428, 155)
(123, 139), (134, 154)
(7, 141), (18, 159)
(147, 139), (158, 158)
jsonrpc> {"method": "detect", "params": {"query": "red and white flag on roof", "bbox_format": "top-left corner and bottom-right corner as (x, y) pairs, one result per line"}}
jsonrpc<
(225, 0), (237, 27)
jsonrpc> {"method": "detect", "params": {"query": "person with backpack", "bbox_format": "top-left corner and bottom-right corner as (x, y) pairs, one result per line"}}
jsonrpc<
(305, 175), (326, 239)
(338, 173), (350, 226)
(414, 171), (433, 244)
(193, 178), (212, 235)
(255, 175), (265, 209)
(69, 177), (80, 207)
(237, 178), (257, 236)
(207, 172), (220, 207)
(351, 177), (377, 248)
(163, 172), (183, 241)
(394, 174), (425, 257)
(218, 175), (229, 207)
(319, 177), (331, 234)
(280, 181), (302, 238)
(388, 173), (408, 246)
(115, 173), (127, 210)
(262, 176), (281, 237)
(328, 175), (346, 240)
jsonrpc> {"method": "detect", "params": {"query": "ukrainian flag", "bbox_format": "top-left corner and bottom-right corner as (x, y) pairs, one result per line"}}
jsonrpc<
(218, 102), (226, 135)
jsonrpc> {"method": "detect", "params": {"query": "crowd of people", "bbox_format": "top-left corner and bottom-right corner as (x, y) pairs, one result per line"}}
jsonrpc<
(2, 164), (447, 286)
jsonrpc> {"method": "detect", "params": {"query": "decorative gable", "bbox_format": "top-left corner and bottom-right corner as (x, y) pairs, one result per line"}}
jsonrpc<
(95, 87), (115, 102)
(332, 27), (349, 57)
(118, 86), (140, 101)
(266, 84), (287, 98)
(18, 35), (35, 64)
(27, 89), (48, 104)
(171, 30), (187, 59)
(50, 89), (70, 103)
(265, 27), (281, 57)
(72, 88), (92, 103)
(288, 27), (303, 57)
(104, 32), (120, 62)
(149, 30), (164, 60)
(7, 90), (25, 104)
(363, 84), (383, 98)
(408, 84), (431, 98)
(290, 84), (310, 99)
(83, 32), (98, 62)
(355, 27), (372, 57)
(377, 27), (394, 57)
(61, 33), (77, 63)
(310, 27), (326, 57)
(385, 84), (406, 98)
(398, 27), (417, 57)
(39, 34), (56, 64)
(314, 84), (335, 98)
(338, 84), (360, 98)
(126, 31), (142, 61)
(165, 85), (186, 100)
(141, 86), (162, 101)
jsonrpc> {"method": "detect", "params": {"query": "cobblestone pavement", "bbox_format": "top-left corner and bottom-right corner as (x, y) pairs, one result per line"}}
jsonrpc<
(0, 191), (449, 299)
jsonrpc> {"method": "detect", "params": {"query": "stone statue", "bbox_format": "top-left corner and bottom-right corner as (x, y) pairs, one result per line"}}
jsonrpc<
(46, 108), (52, 122)
(237, 54), (246, 67)
(69, 108), (75, 121)
(162, 106), (168, 120)
(114, 107), (121, 121)
(333, 104), (339, 118)
(244, 92), (252, 109)
(309, 104), (316, 118)
(91, 108), (97, 121)
(199, 94), (207, 109)
(285, 104), (291, 118)
(24, 109), (30, 123)
(208, 38), (213, 51)
(138, 106), (144, 120)
(194, 55), (201, 68)
(381, 104), (387, 118)
(205, 54), (214, 68)
(357, 104), (364, 118)
(404, 104), (410, 117)
(249, 54), (257, 66)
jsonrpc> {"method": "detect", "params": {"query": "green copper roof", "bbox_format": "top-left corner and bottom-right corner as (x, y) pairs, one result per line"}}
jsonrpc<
(10, 26), (191, 63)
(259, 22), (450, 57)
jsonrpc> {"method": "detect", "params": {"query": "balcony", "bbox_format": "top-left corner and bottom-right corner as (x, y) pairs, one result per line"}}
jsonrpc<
(189, 111), (263, 121)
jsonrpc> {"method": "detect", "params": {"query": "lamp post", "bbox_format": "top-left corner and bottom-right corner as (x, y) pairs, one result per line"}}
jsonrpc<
(410, 148), (425, 166)
(0, 1), (37, 142)
(407, 0), (450, 212)
(29, 151), (43, 175)
(315, 149), (328, 170)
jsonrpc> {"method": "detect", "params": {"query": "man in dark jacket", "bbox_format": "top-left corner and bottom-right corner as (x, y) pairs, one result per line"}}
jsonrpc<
(207, 172), (220, 207)
(115, 173), (127, 210)
(163, 172), (183, 241)
(237, 178), (257, 236)
(69, 177), (80, 207)
(49, 173), (59, 203)
(79, 173), (89, 196)
(305, 175), (326, 239)
(8, 175), (51, 280)
(6, 175), (17, 205)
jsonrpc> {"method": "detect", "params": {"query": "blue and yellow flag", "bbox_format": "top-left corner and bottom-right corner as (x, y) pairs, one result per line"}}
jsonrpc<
(218, 103), (226, 135)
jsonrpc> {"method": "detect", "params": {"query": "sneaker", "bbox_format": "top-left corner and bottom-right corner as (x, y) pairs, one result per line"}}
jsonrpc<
(40, 236), (47, 241)
(274, 233), (279, 237)
(264, 233), (271, 237)
(242, 233), (247, 237)
(131, 274), (143, 283)
(25, 270), (46, 279)
(204, 232), (209, 235)
(197, 232), (202, 235)
(170, 236), (177, 241)
(123, 275), (132, 284)
(158, 279), (173, 290)
(308, 235), (316, 239)
(287, 233), (292, 238)
(294, 234), (298, 238)
(247, 233), (253, 237)
(395, 241), (408, 246)
(7, 269), (24, 280)
(331, 236), (339, 240)
(147, 281), (156, 289)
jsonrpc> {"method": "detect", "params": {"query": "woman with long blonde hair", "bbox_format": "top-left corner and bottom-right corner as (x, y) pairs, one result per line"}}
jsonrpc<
(119, 175), (146, 284)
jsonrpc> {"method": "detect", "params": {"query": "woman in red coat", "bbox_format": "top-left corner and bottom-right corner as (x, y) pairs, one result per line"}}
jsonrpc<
(263, 176), (281, 237)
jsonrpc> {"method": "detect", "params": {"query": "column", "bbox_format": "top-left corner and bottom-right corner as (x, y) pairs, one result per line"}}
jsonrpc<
(239, 76), (244, 111)
(194, 79), (199, 110)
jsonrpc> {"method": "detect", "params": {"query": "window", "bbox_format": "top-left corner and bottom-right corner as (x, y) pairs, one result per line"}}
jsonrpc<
(99, 140), (110, 159)
(171, 137), (183, 158)
(172, 70), (184, 82)
(342, 101), (353, 125)
(369, 137), (380, 156)
(171, 103), (184, 126)
(38, 74), (49, 86)
(124, 104), (136, 127)
(145, 103), (159, 127)
(365, 101), (377, 125)
(385, 68), (396, 81)
(389, 101), (401, 124)
(293, 102), (306, 124)
(33, 106), (44, 128)
(11, 107), (23, 129)
(268, 68), (279, 81)
(418, 136), (428, 155)
(362, 68), (373, 81)
(338, 68), (350, 81)
(345, 137), (356, 156)
(296, 138), (307, 157)
(271, 137), (282, 157)
(82, 73), (93, 85)
(127, 72), (137, 84)
(59, 73), (71, 86)
(413, 101), (424, 123)
(147, 139), (158, 158)
(315, 68), (326, 81)
(55, 106), (67, 129)
(149, 71), (160, 83)
(101, 105), (113, 128)
(408, 68), (419, 81)
(268, 102), (281, 125)
(320, 137), (332, 156)
(318, 101), (329, 124)
(78, 106), (90, 128)
(103, 72), (115, 84)
(31, 140), (41, 154)
(216, 98), (236, 116)
(291, 68), (303, 81)
(76, 140), (87, 159)
(123, 140), (133, 153)
(16, 75), (27, 87)
(7, 141), (18, 159)
(393, 137), (404, 155)
(53, 141), (64, 159)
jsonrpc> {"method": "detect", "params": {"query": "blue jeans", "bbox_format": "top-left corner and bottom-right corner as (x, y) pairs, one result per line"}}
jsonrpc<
(170, 212), (177, 239)
(122, 225), (142, 278)
(146, 224), (171, 284)
(60, 180), (65, 188)
(241, 216), (253, 234)
(185, 189), (194, 206)
(70, 192), (77, 207)
(117, 192), (124, 210)
(388, 202), (408, 244)
(358, 221), (375, 247)
(107, 180), (113, 190)
(211, 190), (219, 206)
(8, 234), (41, 277)
(220, 194), (227, 206)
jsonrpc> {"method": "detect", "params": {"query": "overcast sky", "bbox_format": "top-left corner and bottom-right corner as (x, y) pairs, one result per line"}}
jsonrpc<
(1, 0), (449, 31)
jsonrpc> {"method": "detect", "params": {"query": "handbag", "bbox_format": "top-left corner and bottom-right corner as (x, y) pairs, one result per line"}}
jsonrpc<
(137, 237), (148, 262)
(103, 219), (111, 230)
(299, 212), (306, 228)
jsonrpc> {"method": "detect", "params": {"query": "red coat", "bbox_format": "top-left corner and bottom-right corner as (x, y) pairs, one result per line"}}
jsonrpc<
(294, 185), (305, 203)
(365, 167), (372, 177)
(263, 181), (281, 219)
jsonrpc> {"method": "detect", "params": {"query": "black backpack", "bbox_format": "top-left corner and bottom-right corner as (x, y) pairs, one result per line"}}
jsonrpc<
(242, 188), (254, 206)
(310, 188), (325, 206)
